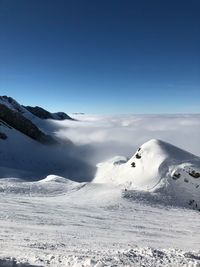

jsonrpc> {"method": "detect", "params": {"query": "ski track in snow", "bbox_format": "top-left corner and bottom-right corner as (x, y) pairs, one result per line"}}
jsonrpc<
(0, 178), (200, 266)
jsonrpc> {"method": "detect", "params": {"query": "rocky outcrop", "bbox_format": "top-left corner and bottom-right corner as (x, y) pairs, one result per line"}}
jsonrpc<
(24, 106), (74, 120)
(0, 95), (74, 121)
(0, 103), (56, 144)
(25, 106), (55, 119)
(53, 111), (73, 120)
(0, 132), (7, 140)
(0, 96), (25, 113)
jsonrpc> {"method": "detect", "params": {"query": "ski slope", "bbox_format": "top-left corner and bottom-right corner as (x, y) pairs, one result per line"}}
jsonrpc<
(1, 110), (200, 266)
(0, 175), (200, 266)
(1, 137), (200, 267)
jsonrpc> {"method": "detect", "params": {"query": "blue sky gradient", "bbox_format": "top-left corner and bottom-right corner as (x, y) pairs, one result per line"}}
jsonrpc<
(0, 0), (199, 113)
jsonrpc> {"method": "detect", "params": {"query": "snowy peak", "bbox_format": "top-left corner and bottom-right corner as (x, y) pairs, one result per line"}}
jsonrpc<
(137, 138), (197, 159)
(127, 139), (199, 177)
(136, 139), (198, 161)
(94, 139), (200, 210)
(0, 95), (74, 121)
(0, 95), (74, 144)
(94, 139), (166, 188)
(94, 139), (198, 187)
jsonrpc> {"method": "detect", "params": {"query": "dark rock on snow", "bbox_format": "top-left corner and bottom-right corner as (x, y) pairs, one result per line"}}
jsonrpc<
(0, 103), (56, 145)
(24, 105), (74, 121)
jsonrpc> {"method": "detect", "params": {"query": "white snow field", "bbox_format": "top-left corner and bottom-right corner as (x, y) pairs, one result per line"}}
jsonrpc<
(0, 173), (200, 267)
(0, 114), (200, 266)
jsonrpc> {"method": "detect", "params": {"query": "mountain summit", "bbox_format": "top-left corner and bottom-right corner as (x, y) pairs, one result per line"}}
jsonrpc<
(0, 95), (73, 121)
(0, 95), (73, 144)
(94, 139), (200, 210)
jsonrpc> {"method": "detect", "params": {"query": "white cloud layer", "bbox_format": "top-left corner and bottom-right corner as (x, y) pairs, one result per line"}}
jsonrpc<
(51, 114), (200, 164)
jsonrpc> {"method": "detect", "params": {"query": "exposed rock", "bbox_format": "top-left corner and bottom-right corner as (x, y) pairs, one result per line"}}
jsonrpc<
(25, 106), (54, 119)
(53, 111), (73, 120)
(189, 170), (200, 178)
(0, 120), (12, 129)
(135, 153), (141, 159)
(0, 103), (56, 145)
(0, 132), (7, 140)
(0, 95), (25, 113)
(0, 95), (74, 121)
(131, 162), (136, 167)
(172, 172), (181, 180)
(24, 106), (74, 120)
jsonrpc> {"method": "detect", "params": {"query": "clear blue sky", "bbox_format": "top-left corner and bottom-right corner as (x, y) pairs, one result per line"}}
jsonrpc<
(0, 0), (199, 114)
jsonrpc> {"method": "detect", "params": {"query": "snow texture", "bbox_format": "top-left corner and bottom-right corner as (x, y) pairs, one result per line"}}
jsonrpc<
(94, 139), (200, 210)
(0, 176), (200, 266)
(1, 111), (200, 266)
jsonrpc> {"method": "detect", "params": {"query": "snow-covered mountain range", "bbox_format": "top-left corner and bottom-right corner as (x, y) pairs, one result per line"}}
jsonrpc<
(1, 96), (200, 266)
(0, 95), (73, 144)
(0, 96), (200, 210)
(0, 96), (95, 181)
(0, 95), (73, 121)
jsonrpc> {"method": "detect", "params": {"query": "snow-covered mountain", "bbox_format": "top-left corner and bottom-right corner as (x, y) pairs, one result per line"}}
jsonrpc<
(0, 95), (71, 144)
(1, 97), (200, 209)
(94, 139), (200, 210)
(0, 95), (73, 121)
(0, 96), (95, 181)
(0, 96), (75, 144)
(1, 108), (200, 266)
(0, 101), (56, 145)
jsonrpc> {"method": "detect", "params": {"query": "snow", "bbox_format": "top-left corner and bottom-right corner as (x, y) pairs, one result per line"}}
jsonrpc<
(0, 177), (200, 266)
(0, 96), (36, 121)
(0, 119), (95, 181)
(94, 139), (200, 210)
(1, 112), (200, 266)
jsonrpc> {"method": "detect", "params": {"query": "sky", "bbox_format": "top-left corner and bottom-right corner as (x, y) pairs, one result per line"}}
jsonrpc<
(0, 0), (199, 114)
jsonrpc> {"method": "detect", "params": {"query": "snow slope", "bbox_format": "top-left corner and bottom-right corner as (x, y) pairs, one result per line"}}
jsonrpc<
(0, 175), (200, 266)
(94, 139), (200, 210)
(0, 139), (200, 266)
(0, 95), (73, 121)
(0, 175), (85, 197)
(0, 118), (95, 181)
(0, 96), (31, 115)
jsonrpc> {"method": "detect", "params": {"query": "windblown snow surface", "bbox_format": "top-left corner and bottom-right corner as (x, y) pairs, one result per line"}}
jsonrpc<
(1, 115), (200, 266)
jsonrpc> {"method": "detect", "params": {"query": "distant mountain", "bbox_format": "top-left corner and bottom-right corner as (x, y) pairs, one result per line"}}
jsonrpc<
(0, 96), (57, 144)
(94, 139), (200, 211)
(0, 96), (95, 181)
(0, 95), (74, 121)
(0, 96), (28, 114)
(24, 105), (74, 121)
(0, 102), (57, 144)
(0, 95), (74, 144)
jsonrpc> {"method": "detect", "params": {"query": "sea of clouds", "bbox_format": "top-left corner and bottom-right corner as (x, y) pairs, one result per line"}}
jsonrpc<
(49, 114), (200, 165)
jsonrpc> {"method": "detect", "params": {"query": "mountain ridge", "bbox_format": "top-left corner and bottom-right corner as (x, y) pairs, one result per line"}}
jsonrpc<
(0, 95), (73, 144)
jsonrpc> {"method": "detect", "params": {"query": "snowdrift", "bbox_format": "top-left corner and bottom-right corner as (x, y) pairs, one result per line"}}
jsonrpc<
(94, 139), (200, 210)
(0, 175), (85, 196)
